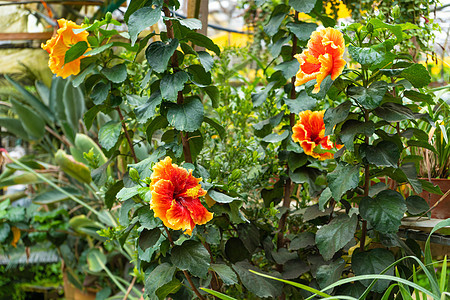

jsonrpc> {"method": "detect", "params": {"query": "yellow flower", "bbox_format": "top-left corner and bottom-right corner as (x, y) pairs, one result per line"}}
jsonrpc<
(41, 19), (90, 78)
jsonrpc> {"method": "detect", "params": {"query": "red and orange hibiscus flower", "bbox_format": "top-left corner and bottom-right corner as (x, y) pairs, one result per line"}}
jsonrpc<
(295, 28), (346, 93)
(292, 110), (342, 160)
(149, 157), (213, 235)
(41, 19), (90, 79)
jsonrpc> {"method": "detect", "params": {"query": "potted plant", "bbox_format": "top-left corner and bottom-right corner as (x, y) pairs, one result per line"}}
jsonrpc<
(412, 91), (450, 218)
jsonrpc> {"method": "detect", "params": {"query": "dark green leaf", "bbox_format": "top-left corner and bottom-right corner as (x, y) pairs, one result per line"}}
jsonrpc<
(91, 82), (111, 105)
(145, 263), (176, 298)
(285, 90), (316, 114)
(208, 190), (237, 203)
(0, 117), (29, 140)
(146, 39), (179, 73)
(135, 91), (162, 124)
(225, 237), (250, 263)
(360, 189), (406, 234)
(105, 181), (124, 209)
(348, 81), (388, 109)
(203, 117), (225, 139)
(146, 115), (169, 141)
(348, 45), (387, 67)
(139, 228), (161, 250)
(400, 63), (431, 88)
(156, 280), (181, 300)
(101, 64), (127, 83)
(10, 99), (45, 139)
(262, 130), (289, 143)
(65, 41), (88, 64)
(318, 187), (332, 211)
(289, 0), (317, 13)
(317, 259), (346, 289)
(264, 5), (288, 37)
(374, 103), (416, 122)
(171, 240), (210, 278)
(128, 6), (162, 45)
(166, 97), (203, 132)
(251, 81), (276, 107)
(84, 43), (113, 56)
(316, 214), (358, 261)
(210, 264), (238, 285)
(232, 261), (283, 298)
(403, 90), (433, 104)
(198, 51), (214, 72)
(33, 187), (81, 205)
(406, 195), (429, 215)
(352, 248), (395, 292)
(288, 152), (308, 171)
(185, 32), (220, 56)
(289, 232), (315, 250)
(98, 120), (122, 150)
(360, 141), (400, 168)
(339, 120), (375, 151)
(161, 71), (189, 101)
(72, 63), (97, 87)
(274, 59), (300, 79)
(286, 22), (317, 41)
(202, 86), (220, 108)
(187, 64), (211, 86)
(324, 101), (351, 135)
(63, 80), (85, 132)
(327, 163), (360, 200)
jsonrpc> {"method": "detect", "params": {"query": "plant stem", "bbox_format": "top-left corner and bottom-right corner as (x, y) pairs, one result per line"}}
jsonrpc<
(163, 226), (206, 300)
(116, 107), (138, 164)
(163, 3), (193, 164)
(361, 111), (370, 251)
(276, 11), (299, 253)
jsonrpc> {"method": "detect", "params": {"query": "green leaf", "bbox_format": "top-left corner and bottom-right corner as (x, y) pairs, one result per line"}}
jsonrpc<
(104, 181), (123, 210)
(251, 81), (276, 107)
(233, 261), (283, 298)
(403, 90), (433, 104)
(360, 189), (406, 234)
(98, 120), (122, 151)
(348, 45), (388, 67)
(10, 99), (45, 139)
(135, 92), (162, 124)
(315, 214), (358, 261)
(101, 64), (127, 83)
(185, 32), (220, 56)
(187, 64), (211, 86)
(262, 130), (289, 143)
(324, 101), (351, 135)
(286, 22), (317, 41)
(171, 240), (210, 279)
(198, 51), (214, 72)
(128, 6), (162, 46)
(146, 115), (169, 141)
(348, 81), (388, 110)
(63, 80), (85, 134)
(405, 195), (429, 215)
(317, 259), (346, 289)
(210, 264), (238, 285)
(202, 86), (220, 108)
(0, 223), (10, 243)
(374, 103), (416, 122)
(225, 237), (250, 263)
(288, 152), (308, 171)
(160, 71), (189, 101)
(166, 97), (204, 132)
(285, 90), (316, 114)
(339, 120), (375, 151)
(327, 163), (360, 200)
(360, 141), (400, 168)
(201, 288), (237, 300)
(146, 39), (179, 73)
(87, 249), (107, 272)
(369, 19), (403, 42)
(179, 18), (202, 30)
(139, 228), (161, 250)
(156, 279), (181, 300)
(208, 189), (237, 203)
(288, 0), (317, 13)
(84, 43), (113, 56)
(65, 41), (88, 64)
(145, 263), (176, 298)
(0, 117), (29, 140)
(400, 64), (431, 88)
(318, 187), (332, 211)
(264, 5), (288, 37)
(203, 117), (225, 139)
(5, 75), (53, 124)
(352, 248), (395, 292)
(274, 59), (300, 79)
(33, 187), (81, 205)
(6, 207), (25, 222)
(289, 232), (315, 250)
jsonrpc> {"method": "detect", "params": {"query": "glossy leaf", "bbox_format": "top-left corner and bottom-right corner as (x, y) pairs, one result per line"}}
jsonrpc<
(285, 90), (316, 114)
(101, 64), (127, 83)
(160, 71), (189, 101)
(128, 6), (162, 45)
(146, 39), (179, 73)
(339, 120), (375, 151)
(286, 22), (317, 41)
(289, 0), (317, 13)
(65, 41), (88, 64)
(315, 214), (358, 261)
(210, 263), (238, 285)
(98, 120), (122, 151)
(348, 81), (388, 110)
(360, 189), (406, 234)
(360, 141), (400, 168)
(145, 263), (176, 298)
(324, 101), (351, 135)
(327, 163), (360, 200)
(135, 92), (162, 124)
(171, 240), (210, 279)
(166, 97), (204, 132)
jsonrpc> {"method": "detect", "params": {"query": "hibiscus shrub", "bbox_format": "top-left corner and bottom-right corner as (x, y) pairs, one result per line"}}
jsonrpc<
(27, 0), (439, 298)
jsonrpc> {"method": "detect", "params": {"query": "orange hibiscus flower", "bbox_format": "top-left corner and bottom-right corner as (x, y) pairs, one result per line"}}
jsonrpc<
(295, 28), (346, 93)
(292, 110), (342, 160)
(150, 157), (213, 235)
(41, 19), (90, 79)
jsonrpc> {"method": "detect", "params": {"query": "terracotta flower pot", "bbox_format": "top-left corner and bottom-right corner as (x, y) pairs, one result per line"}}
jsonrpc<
(419, 178), (450, 219)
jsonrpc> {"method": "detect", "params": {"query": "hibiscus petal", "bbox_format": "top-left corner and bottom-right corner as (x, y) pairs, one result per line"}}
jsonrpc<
(166, 200), (196, 235)
(179, 197), (213, 225)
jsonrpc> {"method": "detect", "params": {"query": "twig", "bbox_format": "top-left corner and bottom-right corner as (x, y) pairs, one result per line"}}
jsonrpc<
(123, 276), (137, 300)
(45, 125), (72, 148)
(116, 107), (138, 164)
